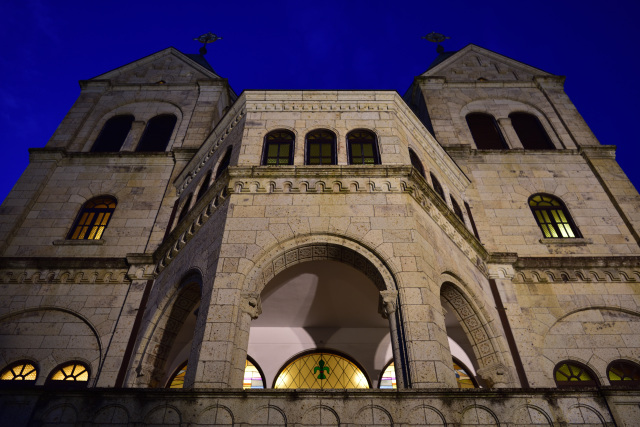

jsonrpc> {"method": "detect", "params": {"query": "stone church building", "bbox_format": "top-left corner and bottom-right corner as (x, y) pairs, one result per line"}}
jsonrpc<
(1, 42), (639, 425)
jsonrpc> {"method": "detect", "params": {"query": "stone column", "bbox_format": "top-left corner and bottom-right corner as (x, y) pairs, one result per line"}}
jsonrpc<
(121, 120), (146, 151)
(497, 117), (523, 149)
(380, 290), (406, 389)
(229, 292), (262, 388)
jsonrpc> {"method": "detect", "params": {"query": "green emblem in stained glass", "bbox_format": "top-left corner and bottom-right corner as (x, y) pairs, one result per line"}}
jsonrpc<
(314, 359), (330, 379)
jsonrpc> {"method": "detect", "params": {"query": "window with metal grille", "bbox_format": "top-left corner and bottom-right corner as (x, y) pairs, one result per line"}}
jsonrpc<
(529, 194), (581, 238)
(466, 113), (508, 149)
(263, 130), (294, 165)
(409, 148), (425, 177)
(347, 130), (380, 165)
(0, 361), (38, 383)
(136, 114), (177, 152)
(554, 361), (598, 387)
(91, 115), (134, 152)
(67, 196), (117, 240)
(430, 173), (445, 200)
(274, 351), (370, 389)
(509, 112), (555, 150)
(607, 360), (640, 385)
(306, 130), (336, 165)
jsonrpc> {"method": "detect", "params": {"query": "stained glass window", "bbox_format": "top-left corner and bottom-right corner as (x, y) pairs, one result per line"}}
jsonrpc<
(67, 196), (117, 240)
(306, 130), (336, 165)
(263, 130), (295, 165)
(274, 352), (369, 389)
(607, 360), (640, 384)
(529, 194), (581, 238)
(49, 362), (89, 382)
(554, 362), (598, 387)
(453, 361), (476, 389)
(1, 361), (37, 382)
(379, 361), (396, 389)
(243, 359), (265, 389)
(168, 362), (187, 388)
(348, 130), (380, 165)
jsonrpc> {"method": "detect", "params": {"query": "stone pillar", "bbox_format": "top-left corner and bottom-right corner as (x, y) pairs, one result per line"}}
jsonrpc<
(121, 120), (146, 151)
(229, 292), (262, 388)
(497, 117), (523, 149)
(380, 290), (406, 389)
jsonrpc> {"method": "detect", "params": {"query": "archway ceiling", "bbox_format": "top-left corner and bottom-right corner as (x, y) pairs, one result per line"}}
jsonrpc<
(252, 260), (387, 328)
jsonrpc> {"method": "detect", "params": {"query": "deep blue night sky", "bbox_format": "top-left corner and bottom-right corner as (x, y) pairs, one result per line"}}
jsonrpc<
(1, 0), (639, 203)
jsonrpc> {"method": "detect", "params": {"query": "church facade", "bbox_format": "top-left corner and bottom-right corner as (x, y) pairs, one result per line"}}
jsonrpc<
(1, 44), (639, 425)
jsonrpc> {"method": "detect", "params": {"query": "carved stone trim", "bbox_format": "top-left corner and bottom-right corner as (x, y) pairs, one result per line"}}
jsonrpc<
(240, 292), (262, 320)
(379, 290), (398, 318)
(0, 268), (129, 285)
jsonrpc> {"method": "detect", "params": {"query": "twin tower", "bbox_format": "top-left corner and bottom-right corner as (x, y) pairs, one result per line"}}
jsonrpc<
(1, 44), (639, 425)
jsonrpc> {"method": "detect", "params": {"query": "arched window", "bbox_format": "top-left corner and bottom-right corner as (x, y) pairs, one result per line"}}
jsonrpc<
(409, 149), (425, 177)
(1, 361), (38, 383)
(608, 360), (640, 385)
(509, 112), (555, 150)
(91, 115), (134, 152)
(378, 360), (396, 389)
(167, 361), (187, 388)
(529, 194), (581, 238)
(274, 351), (370, 389)
(451, 197), (465, 223)
(347, 130), (380, 165)
(466, 113), (508, 150)
(430, 173), (445, 200)
(67, 196), (117, 240)
(136, 114), (177, 152)
(215, 147), (232, 180)
(263, 130), (295, 165)
(244, 356), (265, 389)
(195, 170), (212, 202)
(306, 130), (336, 165)
(453, 357), (478, 389)
(554, 361), (598, 387)
(176, 193), (193, 225)
(46, 362), (90, 387)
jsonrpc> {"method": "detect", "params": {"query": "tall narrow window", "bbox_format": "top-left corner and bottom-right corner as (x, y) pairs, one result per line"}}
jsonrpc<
(409, 149), (425, 177)
(347, 130), (380, 165)
(136, 114), (177, 152)
(263, 130), (294, 165)
(453, 358), (478, 389)
(306, 130), (336, 165)
(529, 194), (581, 238)
(215, 147), (232, 180)
(244, 357), (265, 389)
(67, 196), (117, 240)
(167, 362), (187, 388)
(608, 360), (640, 385)
(464, 201), (481, 241)
(91, 115), (134, 152)
(1, 361), (38, 383)
(466, 113), (508, 150)
(379, 361), (397, 389)
(554, 361), (598, 388)
(177, 193), (193, 224)
(430, 173), (445, 200)
(451, 197), (465, 223)
(509, 112), (555, 150)
(195, 170), (212, 202)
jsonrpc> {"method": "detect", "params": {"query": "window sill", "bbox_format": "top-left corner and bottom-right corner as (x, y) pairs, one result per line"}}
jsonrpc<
(539, 238), (591, 246)
(53, 239), (106, 246)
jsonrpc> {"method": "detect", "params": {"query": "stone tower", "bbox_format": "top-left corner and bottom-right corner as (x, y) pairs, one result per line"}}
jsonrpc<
(1, 44), (639, 426)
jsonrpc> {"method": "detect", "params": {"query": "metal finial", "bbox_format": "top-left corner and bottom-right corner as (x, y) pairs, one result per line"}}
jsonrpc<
(422, 32), (450, 53)
(194, 32), (222, 55)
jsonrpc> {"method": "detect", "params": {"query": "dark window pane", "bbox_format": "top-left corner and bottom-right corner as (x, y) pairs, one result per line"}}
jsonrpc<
(451, 197), (464, 222)
(409, 149), (425, 177)
(263, 131), (294, 165)
(91, 115), (134, 152)
(348, 130), (379, 165)
(177, 193), (193, 224)
(510, 113), (555, 150)
(196, 170), (212, 202)
(430, 173), (445, 200)
(466, 113), (508, 150)
(306, 130), (336, 165)
(136, 114), (177, 152)
(215, 148), (232, 180)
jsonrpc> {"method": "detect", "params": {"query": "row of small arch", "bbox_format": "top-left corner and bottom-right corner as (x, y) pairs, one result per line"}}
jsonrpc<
(0, 360), (89, 386)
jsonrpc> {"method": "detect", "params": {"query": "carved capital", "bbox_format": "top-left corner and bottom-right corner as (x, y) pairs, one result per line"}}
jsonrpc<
(476, 362), (513, 388)
(240, 292), (262, 319)
(379, 290), (398, 318)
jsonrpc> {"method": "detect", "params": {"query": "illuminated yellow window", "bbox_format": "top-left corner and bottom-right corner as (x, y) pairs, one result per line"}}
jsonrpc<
(1, 361), (38, 381)
(67, 196), (117, 240)
(274, 352), (369, 389)
(529, 194), (581, 239)
(49, 362), (89, 382)
(607, 360), (640, 384)
(243, 359), (265, 389)
(379, 362), (396, 389)
(554, 362), (598, 387)
(168, 362), (187, 388)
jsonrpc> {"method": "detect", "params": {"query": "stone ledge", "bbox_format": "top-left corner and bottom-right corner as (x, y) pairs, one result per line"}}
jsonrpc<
(539, 237), (592, 246)
(53, 239), (105, 246)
